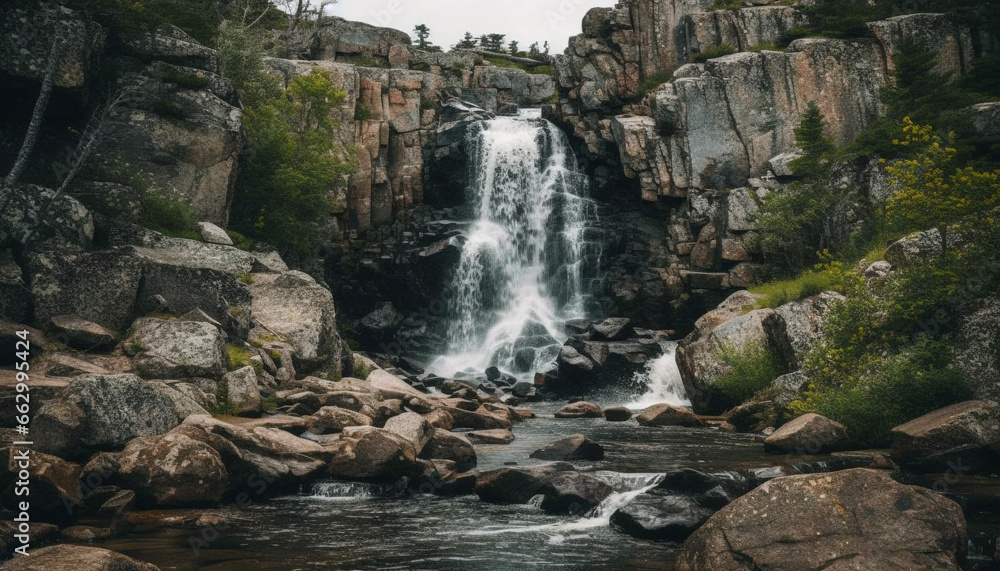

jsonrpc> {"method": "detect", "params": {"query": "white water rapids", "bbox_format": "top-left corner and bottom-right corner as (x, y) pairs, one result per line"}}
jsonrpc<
(429, 109), (596, 380)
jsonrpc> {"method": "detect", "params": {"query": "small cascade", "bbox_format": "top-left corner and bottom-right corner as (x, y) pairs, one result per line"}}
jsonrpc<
(429, 109), (599, 380)
(465, 472), (664, 541)
(627, 342), (691, 409)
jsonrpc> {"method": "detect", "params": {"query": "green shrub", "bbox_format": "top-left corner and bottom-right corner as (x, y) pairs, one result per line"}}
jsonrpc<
(797, 338), (973, 445)
(693, 44), (735, 63)
(354, 106), (374, 121)
(641, 71), (674, 95)
(142, 192), (199, 239)
(227, 230), (253, 251)
(420, 98), (437, 111)
(712, 341), (785, 405)
(230, 68), (354, 258)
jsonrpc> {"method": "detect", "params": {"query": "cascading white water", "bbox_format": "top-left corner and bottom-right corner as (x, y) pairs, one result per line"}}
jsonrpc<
(430, 109), (596, 379)
(627, 342), (691, 409)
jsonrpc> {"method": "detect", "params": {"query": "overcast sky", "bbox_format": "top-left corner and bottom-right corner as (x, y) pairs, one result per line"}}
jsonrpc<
(327, 0), (619, 53)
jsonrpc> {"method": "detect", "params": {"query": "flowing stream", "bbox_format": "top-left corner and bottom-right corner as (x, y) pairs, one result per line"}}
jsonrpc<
(429, 109), (597, 380)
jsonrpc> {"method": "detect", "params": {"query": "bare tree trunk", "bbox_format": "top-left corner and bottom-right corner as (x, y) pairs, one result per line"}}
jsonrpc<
(0, 32), (65, 213)
(21, 85), (137, 243)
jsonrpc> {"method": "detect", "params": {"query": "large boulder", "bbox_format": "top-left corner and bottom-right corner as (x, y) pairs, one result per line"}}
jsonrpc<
(382, 412), (435, 455)
(419, 430), (476, 472)
(554, 401), (604, 419)
(0, 545), (161, 571)
(0, 449), (82, 523)
(955, 298), (1000, 402)
(222, 366), (262, 415)
(251, 271), (344, 374)
(128, 317), (227, 378)
(49, 315), (117, 351)
(611, 493), (716, 543)
(0, 4), (105, 90)
(763, 413), (849, 454)
(326, 427), (423, 482)
(676, 469), (967, 571)
(0, 185), (93, 252)
(94, 61), (242, 226)
(890, 400), (1000, 474)
(27, 250), (144, 332)
(117, 432), (229, 507)
(529, 435), (605, 461)
(33, 374), (188, 459)
(308, 406), (373, 434)
(677, 293), (793, 413)
(475, 464), (576, 504)
(538, 472), (614, 515)
(636, 404), (705, 428)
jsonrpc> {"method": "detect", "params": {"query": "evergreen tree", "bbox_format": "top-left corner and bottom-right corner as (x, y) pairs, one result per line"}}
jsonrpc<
(508, 40), (519, 55)
(456, 32), (477, 49)
(485, 33), (506, 52)
(791, 101), (835, 177)
(413, 24), (431, 49)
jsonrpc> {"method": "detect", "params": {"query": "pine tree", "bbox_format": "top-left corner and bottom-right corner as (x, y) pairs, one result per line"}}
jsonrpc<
(456, 32), (477, 49)
(791, 101), (834, 178)
(508, 40), (519, 56)
(413, 24), (431, 49)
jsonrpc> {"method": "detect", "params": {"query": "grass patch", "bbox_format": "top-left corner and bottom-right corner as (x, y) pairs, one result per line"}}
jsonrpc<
(749, 271), (839, 309)
(712, 341), (785, 405)
(641, 71), (674, 95)
(352, 361), (372, 379)
(237, 273), (254, 286)
(693, 44), (735, 63)
(227, 344), (253, 370)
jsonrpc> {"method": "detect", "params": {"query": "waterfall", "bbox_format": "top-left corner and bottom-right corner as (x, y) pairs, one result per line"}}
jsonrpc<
(429, 109), (597, 380)
(627, 342), (691, 409)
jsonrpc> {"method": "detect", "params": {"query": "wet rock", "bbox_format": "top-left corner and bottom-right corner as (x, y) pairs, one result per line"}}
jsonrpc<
(0, 449), (82, 523)
(423, 409), (455, 431)
(890, 400), (1000, 474)
(117, 432), (229, 507)
(128, 318), (227, 379)
(530, 434), (605, 461)
(511, 380), (536, 398)
(60, 525), (112, 541)
(611, 493), (715, 542)
(327, 427), (423, 482)
(539, 472), (614, 515)
(441, 406), (512, 430)
(590, 318), (634, 341)
(0, 545), (161, 571)
(49, 315), (117, 351)
(604, 406), (633, 422)
(677, 469), (968, 571)
(636, 404), (704, 428)
(383, 412), (435, 455)
(475, 464), (576, 504)
(764, 413), (849, 454)
(356, 302), (402, 344)
(419, 430), (476, 472)
(116, 509), (229, 534)
(467, 429), (515, 445)
(555, 401), (604, 419)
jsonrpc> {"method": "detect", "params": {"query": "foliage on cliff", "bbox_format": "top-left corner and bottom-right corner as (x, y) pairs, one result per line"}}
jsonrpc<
(791, 120), (1000, 444)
